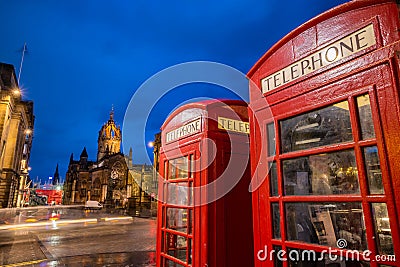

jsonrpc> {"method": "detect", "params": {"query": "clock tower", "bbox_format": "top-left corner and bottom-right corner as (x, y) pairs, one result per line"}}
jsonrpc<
(97, 107), (121, 161)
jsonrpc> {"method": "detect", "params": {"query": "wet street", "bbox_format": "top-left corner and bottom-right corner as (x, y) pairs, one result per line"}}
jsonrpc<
(0, 207), (157, 267)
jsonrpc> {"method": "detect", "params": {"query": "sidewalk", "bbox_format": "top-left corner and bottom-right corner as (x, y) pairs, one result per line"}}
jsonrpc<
(0, 232), (47, 266)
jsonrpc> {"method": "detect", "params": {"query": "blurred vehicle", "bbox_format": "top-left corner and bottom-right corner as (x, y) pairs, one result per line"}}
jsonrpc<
(48, 210), (61, 221)
(85, 201), (103, 210)
(23, 210), (46, 222)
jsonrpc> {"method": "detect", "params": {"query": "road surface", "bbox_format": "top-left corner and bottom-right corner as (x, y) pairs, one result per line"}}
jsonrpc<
(0, 207), (157, 266)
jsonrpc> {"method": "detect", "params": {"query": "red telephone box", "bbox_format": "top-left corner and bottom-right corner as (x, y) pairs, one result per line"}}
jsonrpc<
(156, 100), (254, 267)
(248, 1), (400, 266)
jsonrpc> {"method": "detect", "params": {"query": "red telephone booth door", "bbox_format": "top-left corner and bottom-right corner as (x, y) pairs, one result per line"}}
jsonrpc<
(156, 100), (253, 267)
(248, 1), (400, 266)
(159, 144), (197, 267)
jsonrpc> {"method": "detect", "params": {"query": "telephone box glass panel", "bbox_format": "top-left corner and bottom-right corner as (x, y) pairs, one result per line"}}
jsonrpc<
(357, 94), (375, 140)
(167, 208), (188, 233)
(267, 122), (276, 156)
(168, 157), (188, 180)
(164, 258), (185, 267)
(285, 202), (367, 251)
(363, 146), (384, 195)
(167, 183), (189, 206)
(272, 203), (281, 239)
(372, 203), (393, 255)
(166, 232), (187, 261)
(280, 101), (352, 153)
(269, 162), (278, 196)
(283, 150), (359, 195)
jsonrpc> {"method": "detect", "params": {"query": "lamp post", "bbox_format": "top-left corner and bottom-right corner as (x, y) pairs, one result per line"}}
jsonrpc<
(138, 165), (144, 215)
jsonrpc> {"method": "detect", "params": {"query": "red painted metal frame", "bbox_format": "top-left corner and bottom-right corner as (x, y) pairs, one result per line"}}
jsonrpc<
(248, 1), (400, 267)
(156, 100), (254, 267)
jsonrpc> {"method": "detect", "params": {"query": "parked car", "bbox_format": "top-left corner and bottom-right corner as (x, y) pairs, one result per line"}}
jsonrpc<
(85, 200), (103, 210)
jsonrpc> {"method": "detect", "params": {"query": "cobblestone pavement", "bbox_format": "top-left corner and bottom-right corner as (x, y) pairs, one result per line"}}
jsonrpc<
(0, 216), (157, 267)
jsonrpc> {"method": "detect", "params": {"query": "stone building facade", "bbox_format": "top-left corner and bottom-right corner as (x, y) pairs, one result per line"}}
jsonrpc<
(0, 63), (34, 208)
(63, 110), (155, 212)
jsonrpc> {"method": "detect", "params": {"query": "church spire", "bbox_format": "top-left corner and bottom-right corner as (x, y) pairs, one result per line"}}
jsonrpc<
(97, 108), (121, 161)
(53, 163), (60, 185)
(80, 147), (88, 159)
(109, 105), (114, 121)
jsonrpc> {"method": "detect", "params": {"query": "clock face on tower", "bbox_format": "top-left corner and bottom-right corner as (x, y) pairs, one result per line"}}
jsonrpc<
(111, 162), (123, 180)
(111, 169), (119, 179)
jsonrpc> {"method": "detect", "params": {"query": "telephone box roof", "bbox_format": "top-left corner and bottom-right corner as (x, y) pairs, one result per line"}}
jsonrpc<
(161, 99), (247, 129)
(247, 0), (396, 77)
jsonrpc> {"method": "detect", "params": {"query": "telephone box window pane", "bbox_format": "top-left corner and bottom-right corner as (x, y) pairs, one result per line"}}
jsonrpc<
(189, 154), (193, 177)
(188, 209), (193, 234)
(167, 183), (189, 206)
(162, 207), (166, 227)
(188, 238), (193, 264)
(188, 182), (193, 206)
(163, 183), (168, 204)
(166, 233), (188, 263)
(167, 208), (188, 233)
(272, 203), (281, 239)
(165, 258), (185, 267)
(364, 146), (384, 195)
(176, 157), (188, 178)
(286, 202), (367, 251)
(161, 230), (165, 251)
(176, 235), (188, 262)
(372, 203), (393, 255)
(272, 245), (283, 267)
(168, 157), (189, 180)
(357, 94), (375, 140)
(283, 150), (359, 195)
(168, 161), (176, 179)
(280, 101), (352, 153)
(269, 162), (278, 196)
(267, 123), (276, 156)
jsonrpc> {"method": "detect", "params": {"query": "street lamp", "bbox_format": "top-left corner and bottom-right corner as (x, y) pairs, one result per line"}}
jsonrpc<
(12, 88), (20, 96)
(138, 166), (144, 215)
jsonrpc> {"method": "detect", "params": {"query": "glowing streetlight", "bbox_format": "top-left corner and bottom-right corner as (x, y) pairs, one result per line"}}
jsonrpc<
(147, 141), (154, 148)
(12, 88), (21, 96)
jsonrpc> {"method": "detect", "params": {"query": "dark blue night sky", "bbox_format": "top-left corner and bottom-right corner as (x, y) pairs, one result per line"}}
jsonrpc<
(0, 0), (348, 181)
